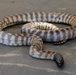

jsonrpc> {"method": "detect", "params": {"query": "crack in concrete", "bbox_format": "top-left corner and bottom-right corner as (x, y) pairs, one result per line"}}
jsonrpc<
(58, 8), (67, 10)
(0, 62), (75, 75)
(0, 53), (21, 57)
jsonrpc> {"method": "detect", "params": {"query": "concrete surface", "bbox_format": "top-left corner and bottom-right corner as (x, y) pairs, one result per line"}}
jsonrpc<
(0, 0), (76, 75)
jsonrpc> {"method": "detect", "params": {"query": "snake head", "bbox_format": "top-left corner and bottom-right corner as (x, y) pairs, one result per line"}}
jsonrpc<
(54, 53), (64, 67)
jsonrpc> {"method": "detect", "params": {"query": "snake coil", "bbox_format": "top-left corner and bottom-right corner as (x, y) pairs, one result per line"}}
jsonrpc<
(0, 12), (76, 67)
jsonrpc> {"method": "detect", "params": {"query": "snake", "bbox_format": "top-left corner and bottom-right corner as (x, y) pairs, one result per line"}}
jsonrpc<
(21, 22), (67, 44)
(0, 12), (76, 68)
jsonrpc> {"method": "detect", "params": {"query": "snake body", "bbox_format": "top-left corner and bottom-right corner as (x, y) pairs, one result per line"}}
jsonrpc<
(21, 22), (67, 44)
(0, 12), (76, 67)
(21, 14), (76, 43)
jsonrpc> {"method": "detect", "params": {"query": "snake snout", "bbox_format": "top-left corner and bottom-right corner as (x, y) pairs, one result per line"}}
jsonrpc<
(54, 53), (64, 67)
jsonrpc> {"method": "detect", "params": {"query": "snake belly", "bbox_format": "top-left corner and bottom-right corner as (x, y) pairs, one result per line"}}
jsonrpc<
(0, 12), (76, 67)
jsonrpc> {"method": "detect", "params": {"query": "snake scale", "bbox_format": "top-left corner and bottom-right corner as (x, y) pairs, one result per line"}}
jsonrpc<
(0, 12), (76, 67)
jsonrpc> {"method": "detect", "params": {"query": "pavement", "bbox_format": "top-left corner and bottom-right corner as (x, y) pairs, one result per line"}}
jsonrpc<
(0, 0), (76, 75)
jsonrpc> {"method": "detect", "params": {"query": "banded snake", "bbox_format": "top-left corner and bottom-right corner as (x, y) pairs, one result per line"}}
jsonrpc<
(0, 12), (76, 67)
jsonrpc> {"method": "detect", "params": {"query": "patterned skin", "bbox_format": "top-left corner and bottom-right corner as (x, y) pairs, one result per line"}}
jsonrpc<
(0, 12), (76, 67)
(21, 22), (67, 44)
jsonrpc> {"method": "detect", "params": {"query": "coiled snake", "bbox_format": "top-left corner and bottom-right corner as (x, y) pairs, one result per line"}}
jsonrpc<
(0, 12), (76, 67)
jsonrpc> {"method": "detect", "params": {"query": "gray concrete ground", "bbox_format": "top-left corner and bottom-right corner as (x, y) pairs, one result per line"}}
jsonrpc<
(0, 0), (76, 75)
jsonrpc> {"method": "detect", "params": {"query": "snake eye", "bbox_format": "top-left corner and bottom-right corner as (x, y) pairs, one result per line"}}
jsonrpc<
(54, 53), (64, 67)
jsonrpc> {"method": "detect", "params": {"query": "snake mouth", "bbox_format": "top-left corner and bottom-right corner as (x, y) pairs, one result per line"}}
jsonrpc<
(53, 53), (64, 67)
